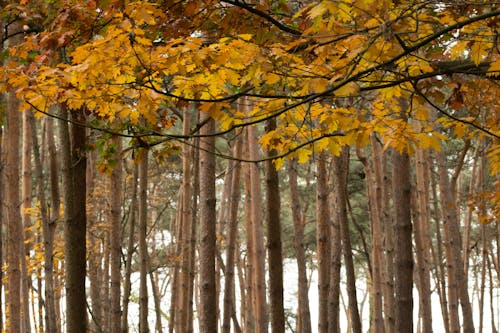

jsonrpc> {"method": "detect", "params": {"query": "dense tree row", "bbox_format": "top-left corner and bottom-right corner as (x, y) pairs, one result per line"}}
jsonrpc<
(0, 1), (499, 332)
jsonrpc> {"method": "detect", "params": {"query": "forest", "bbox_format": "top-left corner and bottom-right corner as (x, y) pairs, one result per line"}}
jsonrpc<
(0, 0), (499, 332)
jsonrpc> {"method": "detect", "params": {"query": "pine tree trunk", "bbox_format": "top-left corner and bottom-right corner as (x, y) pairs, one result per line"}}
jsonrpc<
(222, 139), (242, 333)
(59, 105), (88, 333)
(199, 114), (217, 333)
(334, 147), (362, 333)
(138, 149), (149, 333)
(414, 144), (432, 333)
(328, 201), (342, 333)
(248, 125), (268, 333)
(21, 108), (32, 333)
(357, 142), (384, 333)
(122, 163), (138, 333)
(436, 149), (475, 333)
(392, 143), (413, 333)
(430, 169), (450, 333)
(178, 109), (194, 332)
(30, 112), (58, 333)
(242, 152), (255, 332)
(109, 136), (123, 333)
(265, 118), (285, 333)
(287, 158), (312, 333)
(316, 152), (330, 333)
(5, 27), (23, 333)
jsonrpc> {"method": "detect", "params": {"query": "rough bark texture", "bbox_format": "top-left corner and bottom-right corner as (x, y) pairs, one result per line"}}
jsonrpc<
(179, 109), (194, 333)
(436, 149), (475, 333)
(248, 125), (268, 333)
(59, 105), (88, 333)
(198, 115), (217, 333)
(392, 144), (413, 333)
(109, 136), (123, 333)
(122, 164), (138, 333)
(6, 68), (23, 333)
(358, 141), (384, 333)
(30, 113), (58, 333)
(288, 159), (312, 333)
(316, 152), (331, 333)
(265, 118), (285, 333)
(414, 144), (432, 333)
(138, 150), (149, 333)
(222, 139), (242, 333)
(21, 106), (32, 333)
(334, 148), (362, 333)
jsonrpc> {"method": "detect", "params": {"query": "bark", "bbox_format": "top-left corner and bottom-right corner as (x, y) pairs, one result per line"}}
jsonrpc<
(109, 137), (123, 333)
(414, 144), (432, 333)
(287, 158), (312, 333)
(179, 109), (194, 332)
(222, 139), (242, 333)
(242, 153), (255, 333)
(265, 118), (285, 333)
(188, 138), (200, 333)
(87, 149), (102, 332)
(430, 169), (450, 333)
(30, 112), (58, 333)
(357, 141), (384, 333)
(247, 125), (268, 333)
(148, 250), (163, 333)
(5, 27), (23, 333)
(327, 188), (342, 333)
(198, 115), (217, 333)
(138, 149), (149, 333)
(316, 152), (330, 333)
(436, 149), (475, 333)
(59, 105), (88, 332)
(392, 144), (413, 333)
(380, 148), (395, 333)
(122, 163), (138, 333)
(21, 106), (32, 333)
(334, 147), (362, 333)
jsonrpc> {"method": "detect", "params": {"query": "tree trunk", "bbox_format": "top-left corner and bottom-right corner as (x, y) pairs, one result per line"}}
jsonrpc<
(436, 149), (475, 333)
(30, 112), (58, 333)
(392, 143), (413, 333)
(265, 118), (285, 333)
(414, 143), (432, 333)
(59, 104), (88, 332)
(430, 168), (450, 333)
(316, 151), (330, 333)
(122, 163), (138, 333)
(179, 109), (194, 332)
(247, 125), (268, 333)
(222, 139), (242, 333)
(21, 107), (32, 333)
(334, 147), (362, 333)
(328, 194), (342, 333)
(109, 136), (123, 333)
(138, 149), (149, 333)
(287, 158), (312, 333)
(242, 148), (255, 333)
(357, 141), (384, 333)
(198, 114), (217, 333)
(5, 26), (23, 333)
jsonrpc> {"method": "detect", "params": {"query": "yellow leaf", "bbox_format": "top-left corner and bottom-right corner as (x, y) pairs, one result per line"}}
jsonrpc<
(265, 73), (280, 85)
(238, 34), (253, 41)
(334, 82), (359, 97)
(487, 58), (500, 77)
(296, 148), (312, 164)
(470, 40), (489, 65)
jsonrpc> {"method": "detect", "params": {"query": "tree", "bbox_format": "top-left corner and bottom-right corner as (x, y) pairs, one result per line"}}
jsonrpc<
(198, 112), (217, 333)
